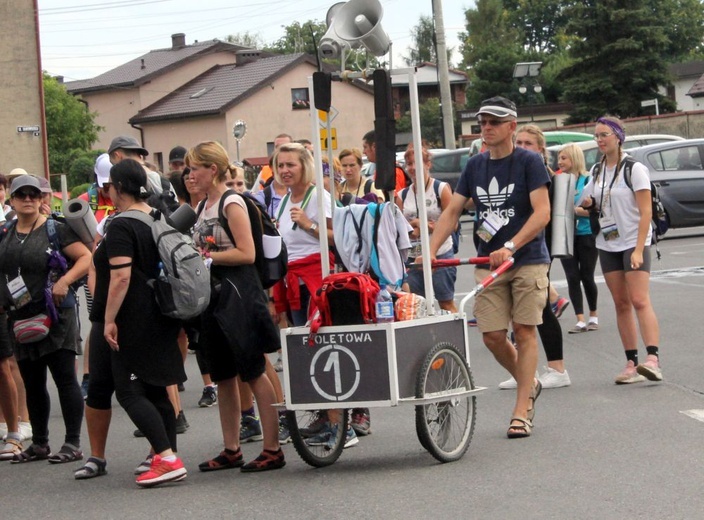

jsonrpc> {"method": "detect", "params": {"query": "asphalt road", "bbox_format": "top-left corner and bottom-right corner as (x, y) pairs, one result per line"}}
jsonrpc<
(2, 226), (704, 519)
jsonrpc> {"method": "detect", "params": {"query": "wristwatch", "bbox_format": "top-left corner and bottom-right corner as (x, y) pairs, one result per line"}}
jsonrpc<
(308, 222), (318, 233)
(503, 240), (516, 253)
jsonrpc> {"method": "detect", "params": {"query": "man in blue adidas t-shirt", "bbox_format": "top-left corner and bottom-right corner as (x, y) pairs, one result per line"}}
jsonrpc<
(428, 96), (551, 439)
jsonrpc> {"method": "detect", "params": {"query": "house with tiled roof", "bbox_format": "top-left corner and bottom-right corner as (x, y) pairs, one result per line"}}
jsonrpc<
(68, 34), (375, 172)
(662, 60), (704, 111)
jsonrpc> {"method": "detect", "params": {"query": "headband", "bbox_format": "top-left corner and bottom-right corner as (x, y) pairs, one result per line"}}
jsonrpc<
(596, 118), (625, 144)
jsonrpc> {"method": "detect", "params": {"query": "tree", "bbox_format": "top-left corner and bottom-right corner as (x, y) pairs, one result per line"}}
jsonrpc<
(503, 0), (574, 54)
(267, 20), (327, 55)
(225, 31), (265, 49)
(403, 15), (454, 67)
(395, 98), (461, 147)
(559, 0), (679, 122)
(43, 73), (101, 175)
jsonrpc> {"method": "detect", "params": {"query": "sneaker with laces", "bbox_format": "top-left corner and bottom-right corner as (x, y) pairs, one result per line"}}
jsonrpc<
(305, 422), (338, 449)
(278, 415), (291, 444)
(538, 367), (572, 388)
(240, 414), (263, 442)
(300, 411), (328, 438)
(551, 297), (570, 318)
(135, 455), (187, 487)
(615, 361), (646, 384)
(568, 323), (587, 334)
(636, 355), (663, 381)
(350, 408), (371, 436)
(175, 411), (189, 434)
(344, 426), (359, 449)
(198, 386), (218, 408)
(134, 454), (154, 475)
(499, 371), (539, 390)
(2, 420), (31, 442)
(587, 321), (599, 331)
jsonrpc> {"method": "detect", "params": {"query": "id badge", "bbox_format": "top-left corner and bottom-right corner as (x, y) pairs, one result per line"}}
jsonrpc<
(477, 211), (506, 243)
(7, 275), (32, 309)
(599, 216), (620, 241)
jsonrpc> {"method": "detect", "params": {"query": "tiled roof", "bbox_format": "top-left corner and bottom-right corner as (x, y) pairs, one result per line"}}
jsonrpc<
(687, 73), (704, 97)
(669, 60), (704, 79)
(130, 54), (310, 123)
(66, 40), (245, 94)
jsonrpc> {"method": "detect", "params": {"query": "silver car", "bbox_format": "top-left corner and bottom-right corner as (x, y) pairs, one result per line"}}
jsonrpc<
(626, 139), (704, 229)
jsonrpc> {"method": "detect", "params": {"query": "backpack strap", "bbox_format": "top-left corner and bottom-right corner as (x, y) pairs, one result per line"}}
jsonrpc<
(217, 189), (238, 246)
(45, 218), (61, 252)
(264, 184), (273, 216)
(115, 209), (155, 227)
(364, 178), (373, 195)
(400, 187), (409, 204)
(621, 156), (637, 191)
(276, 193), (291, 223)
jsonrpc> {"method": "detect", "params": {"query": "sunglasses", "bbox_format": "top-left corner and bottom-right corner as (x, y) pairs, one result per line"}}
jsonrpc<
(479, 119), (511, 127)
(13, 190), (41, 200)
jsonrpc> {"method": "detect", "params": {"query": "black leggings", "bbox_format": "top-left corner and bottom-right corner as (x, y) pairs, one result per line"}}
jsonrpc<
(560, 234), (599, 316)
(537, 265), (563, 363)
(111, 351), (176, 454)
(17, 349), (84, 447)
(86, 322), (114, 410)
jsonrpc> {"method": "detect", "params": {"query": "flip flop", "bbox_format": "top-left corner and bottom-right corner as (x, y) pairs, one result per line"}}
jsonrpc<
(527, 379), (542, 422)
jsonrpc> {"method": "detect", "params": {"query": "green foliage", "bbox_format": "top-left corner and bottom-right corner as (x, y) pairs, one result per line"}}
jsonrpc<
(267, 20), (327, 55)
(503, 0), (574, 54)
(403, 15), (454, 67)
(225, 31), (266, 49)
(395, 98), (462, 147)
(67, 152), (99, 189)
(43, 73), (102, 174)
(560, 0), (679, 122)
(70, 183), (91, 199)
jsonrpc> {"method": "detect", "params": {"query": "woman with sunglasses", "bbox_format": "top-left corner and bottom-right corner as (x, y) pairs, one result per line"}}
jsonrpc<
(0, 175), (90, 464)
(581, 116), (661, 384)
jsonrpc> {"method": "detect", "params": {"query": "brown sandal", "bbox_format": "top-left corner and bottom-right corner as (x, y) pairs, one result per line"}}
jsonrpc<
(527, 379), (542, 422)
(198, 448), (244, 472)
(507, 417), (532, 439)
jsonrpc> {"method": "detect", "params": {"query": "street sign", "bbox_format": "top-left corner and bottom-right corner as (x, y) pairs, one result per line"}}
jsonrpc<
(319, 128), (338, 150)
(318, 107), (339, 127)
(17, 125), (40, 133)
(641, 99), (657, 107)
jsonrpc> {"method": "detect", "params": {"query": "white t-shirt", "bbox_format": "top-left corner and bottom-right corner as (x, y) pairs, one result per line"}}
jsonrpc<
(192, 193), (248, 252)
(277, 186), (332, 262)
(402, 180), (453, 256)
(582, 155), (652, 252)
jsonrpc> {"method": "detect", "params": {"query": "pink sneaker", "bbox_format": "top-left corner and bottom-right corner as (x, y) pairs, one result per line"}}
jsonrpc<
(615, 360), (646, 385)
(636, 355), (663, 381)
(135, 455), (187, 487)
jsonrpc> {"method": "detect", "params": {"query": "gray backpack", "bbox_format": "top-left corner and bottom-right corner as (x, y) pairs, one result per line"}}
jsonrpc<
(115, 210), (210, 320)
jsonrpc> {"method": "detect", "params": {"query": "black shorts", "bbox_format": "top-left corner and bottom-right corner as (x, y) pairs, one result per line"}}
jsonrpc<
(599, 246), (652, 274)
(0, 314), (14, 360)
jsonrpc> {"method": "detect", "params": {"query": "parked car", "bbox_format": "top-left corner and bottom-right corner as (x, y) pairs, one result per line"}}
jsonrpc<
(543, 131), (593, 147)
(624, 139), (704, 229)
(429, 147), (471, 188)
(548, 134), (685, 171)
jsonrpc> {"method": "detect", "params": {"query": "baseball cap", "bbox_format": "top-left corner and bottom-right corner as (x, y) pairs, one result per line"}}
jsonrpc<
(477, 96), (518, 118)
(108, 135), (148, 156)
(94, 153), (111, 187)
(10, 175), (41, 196)
(37, 176), (52, 194)
(169, 146), (187, 163)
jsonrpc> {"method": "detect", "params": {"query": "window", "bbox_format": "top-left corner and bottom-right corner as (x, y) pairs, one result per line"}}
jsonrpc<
(291, 88), (310, 109)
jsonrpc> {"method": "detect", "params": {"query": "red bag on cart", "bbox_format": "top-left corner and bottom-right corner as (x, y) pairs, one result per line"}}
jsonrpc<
(308, 273), (380, 344)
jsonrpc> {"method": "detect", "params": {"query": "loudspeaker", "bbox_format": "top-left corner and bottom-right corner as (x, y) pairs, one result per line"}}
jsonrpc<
(332, 0), (391, 57)
(313, 72), (332, 112)
(319, 2), (349, 59)
(373, 69), (396, 192)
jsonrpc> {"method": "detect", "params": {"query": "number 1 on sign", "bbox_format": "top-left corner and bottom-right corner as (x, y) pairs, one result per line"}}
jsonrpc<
(323, 352), (342, 394)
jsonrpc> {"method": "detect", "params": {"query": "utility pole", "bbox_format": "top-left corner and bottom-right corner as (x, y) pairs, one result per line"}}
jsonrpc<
(432, 0), (455, 150)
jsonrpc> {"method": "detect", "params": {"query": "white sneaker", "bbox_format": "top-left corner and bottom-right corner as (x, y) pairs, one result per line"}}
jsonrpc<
(18, 421), (32, 442)
(0, 423), (7, 441)
(539, 367), (571, 388)
(498, 371), (539, 390)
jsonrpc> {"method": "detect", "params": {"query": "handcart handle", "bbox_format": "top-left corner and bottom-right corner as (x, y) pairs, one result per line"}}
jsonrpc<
(458, 257), (515, 314)
(407, 256), (490, 269)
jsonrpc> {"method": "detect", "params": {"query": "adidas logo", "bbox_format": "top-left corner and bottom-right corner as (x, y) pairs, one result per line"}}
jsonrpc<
(476, 177), (515, 209)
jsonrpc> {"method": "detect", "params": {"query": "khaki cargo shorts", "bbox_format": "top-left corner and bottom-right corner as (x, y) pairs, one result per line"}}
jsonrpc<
(473, 263), (549, 333)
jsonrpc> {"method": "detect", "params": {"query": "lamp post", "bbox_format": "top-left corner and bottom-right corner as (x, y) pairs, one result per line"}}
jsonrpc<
(513, 61), (543, 122)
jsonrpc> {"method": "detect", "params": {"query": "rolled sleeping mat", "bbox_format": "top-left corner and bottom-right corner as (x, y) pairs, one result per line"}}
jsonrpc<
(550, 173), (576, 258)
(62, 198), (98, 248)
(165, 203), (197, 234)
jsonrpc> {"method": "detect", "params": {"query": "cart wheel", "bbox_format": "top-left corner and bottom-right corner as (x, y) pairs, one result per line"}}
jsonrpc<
(415, 342), (476, 463)
(286, 409), (349, 468)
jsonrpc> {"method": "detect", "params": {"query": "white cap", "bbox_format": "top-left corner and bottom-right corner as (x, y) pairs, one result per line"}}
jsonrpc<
(94, 153), (111, 187)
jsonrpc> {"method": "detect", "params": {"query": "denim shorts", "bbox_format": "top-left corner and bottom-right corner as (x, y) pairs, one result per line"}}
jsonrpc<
(406, 250), (458, 302)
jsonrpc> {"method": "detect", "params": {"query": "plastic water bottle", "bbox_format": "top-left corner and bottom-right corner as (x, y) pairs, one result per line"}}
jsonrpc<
(376, 284), (395, 323)
(158, 261), (167, 281)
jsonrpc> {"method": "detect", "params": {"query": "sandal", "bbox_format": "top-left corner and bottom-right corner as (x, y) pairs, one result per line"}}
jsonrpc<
(527, 379), (542, 422)
(48, 443), (83, 464)
(74, 457), (107, 479)
(0, 438), (23, 461)
(507, 417), (533, 439)
(11, 443), (51, 464)
(240, 448), (286, 473)
(198, 448), (244, 472)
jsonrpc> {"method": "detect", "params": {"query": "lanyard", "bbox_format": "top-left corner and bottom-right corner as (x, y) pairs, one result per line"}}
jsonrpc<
(412, 177), (433, 218)
(597, 158), (625, 216)
(277, 184), (315, 229)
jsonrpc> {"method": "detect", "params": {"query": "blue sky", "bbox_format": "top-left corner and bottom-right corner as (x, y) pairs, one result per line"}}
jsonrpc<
(37, 0), (473, 81)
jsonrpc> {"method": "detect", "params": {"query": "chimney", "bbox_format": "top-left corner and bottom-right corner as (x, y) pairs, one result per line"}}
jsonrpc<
(141, 58), (146, 70)
(235, 50), (261, 66)
(172, 33), (186, 49)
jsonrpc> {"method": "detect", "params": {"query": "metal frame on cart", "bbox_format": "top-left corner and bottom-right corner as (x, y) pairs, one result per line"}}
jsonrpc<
(279, 66), (498, 467)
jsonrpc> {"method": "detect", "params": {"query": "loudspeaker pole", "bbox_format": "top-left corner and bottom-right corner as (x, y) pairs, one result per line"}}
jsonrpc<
(432, 0), (455, 150)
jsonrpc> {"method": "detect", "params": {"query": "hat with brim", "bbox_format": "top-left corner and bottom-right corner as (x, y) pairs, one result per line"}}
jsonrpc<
(10, 174), (41, 196)
(169, 146), (187, 163)
(477, 96), (518, 118)
(37, 176), (52, 194)
(7, 168), (28, 183)
(108, 135), (149, 156)
(94, 153), (111, 187)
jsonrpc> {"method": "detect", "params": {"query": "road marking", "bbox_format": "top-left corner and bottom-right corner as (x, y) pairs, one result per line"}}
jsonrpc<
(680, 409), (704, 423)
